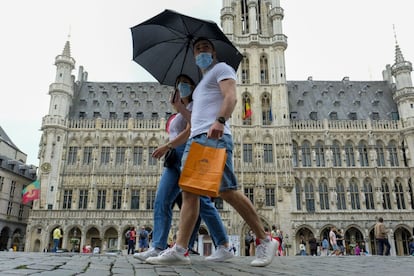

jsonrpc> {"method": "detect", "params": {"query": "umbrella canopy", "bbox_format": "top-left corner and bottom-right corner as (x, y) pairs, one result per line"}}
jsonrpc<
(131, 9), (243, 86)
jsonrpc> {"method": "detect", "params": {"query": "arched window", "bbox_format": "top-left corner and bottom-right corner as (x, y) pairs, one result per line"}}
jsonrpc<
(240, 0), (249, 34)
(243, 142), (253, 163)
(350, 178), (361, 210)
(336, 179), (347, 210)
(408, 178), (414, 209)
(363, 179), (375, 210)
(388, 141), (399, 167)
(260, 54), (269, 84)
(345, 141), (355, 167)
(305, 179), (315, 212)
(395, 179), (406, 209)
(261, 93), (272, 125)
(319, 179), (330, 210)
(375, 141), (386, 167)
(292, 141), (298, 167)
(242, 94), (252, 125)
(241, 56), (249, 84)
(302, 141), (312, 167)
(381, 179), (392, 210)
(331, 141), (342, 167)
(315, 141), (325, 167)
(358, 141), (369, 167)
(295, 180), (302, 210)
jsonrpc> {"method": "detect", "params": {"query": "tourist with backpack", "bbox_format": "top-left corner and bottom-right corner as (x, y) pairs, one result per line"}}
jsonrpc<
(126, 227), (136, 255)
(138, 226), (149, 252)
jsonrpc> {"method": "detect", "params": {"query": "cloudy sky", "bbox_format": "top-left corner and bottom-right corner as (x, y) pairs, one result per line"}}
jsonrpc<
(1, 0), (413, 166)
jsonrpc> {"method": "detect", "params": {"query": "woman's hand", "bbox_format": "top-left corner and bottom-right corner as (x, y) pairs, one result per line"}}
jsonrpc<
(152, 144), (170, 159)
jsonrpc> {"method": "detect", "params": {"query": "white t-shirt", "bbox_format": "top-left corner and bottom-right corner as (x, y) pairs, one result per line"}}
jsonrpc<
(168, 102), (192, 141)
(190, 62), (236, 138)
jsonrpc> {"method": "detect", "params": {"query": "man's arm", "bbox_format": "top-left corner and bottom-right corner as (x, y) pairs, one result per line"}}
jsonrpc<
(207, 78), (237, 139)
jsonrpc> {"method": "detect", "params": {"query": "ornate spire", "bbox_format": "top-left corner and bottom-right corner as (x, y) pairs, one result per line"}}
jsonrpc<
(62, 40), (71, 57)
(393, 25), (405, 64)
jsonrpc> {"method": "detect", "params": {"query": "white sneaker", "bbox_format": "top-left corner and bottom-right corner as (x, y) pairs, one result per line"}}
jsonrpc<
(145, 245), (190, 265)
(133, 247), (161, 261)
(250, 239), (278, 267)
(205, 245), (234, 262)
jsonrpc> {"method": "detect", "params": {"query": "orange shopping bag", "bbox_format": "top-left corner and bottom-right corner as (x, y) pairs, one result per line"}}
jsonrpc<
(179, 142), (226, 197)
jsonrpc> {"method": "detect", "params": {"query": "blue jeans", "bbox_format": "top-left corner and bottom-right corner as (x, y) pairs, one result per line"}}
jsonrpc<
(53, 239), (59, 252)
(377, 238), (391, 255)
(152, 144), (228, 250)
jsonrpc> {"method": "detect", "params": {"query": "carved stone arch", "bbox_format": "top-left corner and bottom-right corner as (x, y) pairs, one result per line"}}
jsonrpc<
(148, 137), (159, 147)
(101, 137), (111, 146)
(132, 137), (144, 146)
(116, 137), (127, 146)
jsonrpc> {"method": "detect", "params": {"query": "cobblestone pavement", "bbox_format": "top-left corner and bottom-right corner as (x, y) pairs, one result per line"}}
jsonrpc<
(1, 252), (413, 276)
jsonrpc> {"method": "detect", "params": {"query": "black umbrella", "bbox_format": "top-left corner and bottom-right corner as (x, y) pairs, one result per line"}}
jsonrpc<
(131, 9), (243, 86)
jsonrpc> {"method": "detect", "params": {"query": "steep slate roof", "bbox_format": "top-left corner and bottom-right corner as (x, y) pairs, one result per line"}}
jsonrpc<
(0, 126), (19, 150)
(69, 79), (398, 121)
(287, 80), (398, 121)
(70, 81), (175, 120)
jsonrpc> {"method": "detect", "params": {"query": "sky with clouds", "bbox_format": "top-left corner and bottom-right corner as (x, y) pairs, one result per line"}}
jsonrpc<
(0, 0), (413, 165)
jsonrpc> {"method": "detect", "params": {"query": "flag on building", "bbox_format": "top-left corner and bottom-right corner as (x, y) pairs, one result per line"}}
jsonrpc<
(22, 180), (40, 204)
(243, 102), (252, 119)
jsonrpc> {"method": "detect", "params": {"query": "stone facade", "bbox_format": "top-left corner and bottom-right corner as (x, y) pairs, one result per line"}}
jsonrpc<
(0, 127), (37, 251)
(25, 0), (413, 256)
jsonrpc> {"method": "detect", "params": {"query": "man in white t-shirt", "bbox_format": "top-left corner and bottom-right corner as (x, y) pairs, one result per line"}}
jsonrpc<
(146, 38), (277, 267)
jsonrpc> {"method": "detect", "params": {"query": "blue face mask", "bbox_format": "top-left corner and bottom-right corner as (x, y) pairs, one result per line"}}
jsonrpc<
(195, 53), (213, 70)
(177, 82), (192, 98)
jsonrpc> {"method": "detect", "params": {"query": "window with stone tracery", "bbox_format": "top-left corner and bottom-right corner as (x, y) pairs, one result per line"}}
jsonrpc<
(133, 146), (143, 165)
(319, 179), (329, 210)
(67, 146), (78, 165)
(261, 93), (272, 125)
(315, 141), (325, 167)
(363, 179), (375, 210)
(63, 189), (72, 209)
(358, 141), (369, 167)
(388, 141), (399, 167)
(295, 180), (302, 210)
(146, 189), (156, 209)
(115, 147), (126, 165)
(244, 187), (254, 204)
(395, 179), (406, 210)
(301, 141), (312, 167)
(263, 143), (273, 163)
(305, 179), (315, 212)
(131, 190), (140, 210)
(345, 141), (355, 167)
(97, 190), (106, 209)
(83, 146), (93, 165)
(265, 188), (275, 206)
(260, 55), (269, 84)
(331, 141), (341, 167)
(241, 56), (249, 84)
(381, 179), (392, 210)
(243, 143), (253, 163)
(112, 190), (122, 210)
(78, 189), (88, 209)
(375, 141), (386, 167)
(242, 94), (252, 125)
(336, 180), (346, 210)
(408, 178), (414, 209)
(292, 141), (298, 167)
(350, 178), (361, 210)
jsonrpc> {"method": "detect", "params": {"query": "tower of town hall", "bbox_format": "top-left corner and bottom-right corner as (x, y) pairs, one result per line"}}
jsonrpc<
(25, 0), (413, 256)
